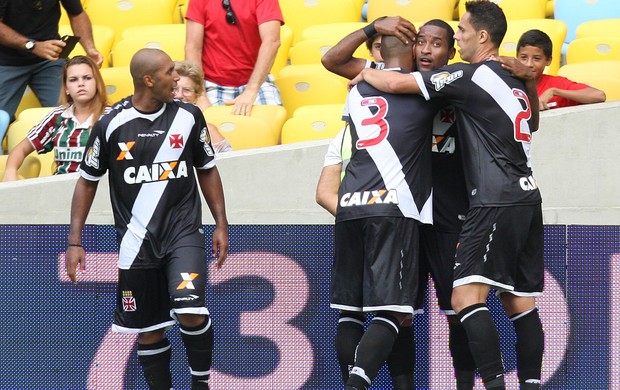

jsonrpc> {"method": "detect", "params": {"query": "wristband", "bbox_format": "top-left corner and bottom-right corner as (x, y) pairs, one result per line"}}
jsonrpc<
(67, 243), (83, 248)
(362, 22), (377, 38)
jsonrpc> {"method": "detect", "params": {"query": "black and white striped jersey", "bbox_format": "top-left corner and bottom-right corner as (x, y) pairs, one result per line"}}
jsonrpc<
(337, 70), (437, 224)
(413, 60), (542, 208)
(79, 98), (216, 269)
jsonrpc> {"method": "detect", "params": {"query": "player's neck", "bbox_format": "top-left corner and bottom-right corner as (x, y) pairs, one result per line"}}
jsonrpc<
(470, 46), (499, 64)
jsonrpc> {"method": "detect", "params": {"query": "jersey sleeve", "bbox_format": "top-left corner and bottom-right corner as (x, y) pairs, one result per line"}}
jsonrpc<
(79, 119), (110, 181)
(323, 128), (345, 167)
(27, 107), (64, 154)
(413, 63), (471, 107)
(192, 109), (216, 170)
(60, 0), (84, 15)
(256, 0), (284, 25)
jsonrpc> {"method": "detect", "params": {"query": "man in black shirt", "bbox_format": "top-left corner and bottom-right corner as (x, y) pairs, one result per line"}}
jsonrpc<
(66, 49), (228, 390)
(351, 1), (544, 389)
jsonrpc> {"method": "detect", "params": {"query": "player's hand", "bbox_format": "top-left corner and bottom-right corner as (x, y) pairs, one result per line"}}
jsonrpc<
(224, 89), (256, 116)
(65, 245), (86, 284)
(492, 55), (537, 80)
(32, 39), (65, 61)
(374, 16), (417, 45)
(212, 225), (229, 269)
(348, 69), (366, 90)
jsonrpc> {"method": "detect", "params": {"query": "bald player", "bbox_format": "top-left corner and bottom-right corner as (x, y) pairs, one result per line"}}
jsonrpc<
(66, 48), (228, 390)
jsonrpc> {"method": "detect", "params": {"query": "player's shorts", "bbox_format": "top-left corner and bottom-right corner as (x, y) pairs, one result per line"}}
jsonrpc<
(112, 244), (209, 334)
(453, 204), (544, 296)
(416, 226), (460, 315)
(330, 216), (420, 315)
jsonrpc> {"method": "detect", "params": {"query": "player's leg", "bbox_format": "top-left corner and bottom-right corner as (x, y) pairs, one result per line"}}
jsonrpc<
(168, 243), (212, 390)
(114, 268), (176, 390)
(422, 227), (476, 389)
(335, 311), (366, 382)
(386, 318), (415, 390)
(500, 204), (545, 390)
(346, 217), (419, 390)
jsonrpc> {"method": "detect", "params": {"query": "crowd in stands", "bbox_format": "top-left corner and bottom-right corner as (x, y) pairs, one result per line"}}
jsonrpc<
(1, 0), (619, 180)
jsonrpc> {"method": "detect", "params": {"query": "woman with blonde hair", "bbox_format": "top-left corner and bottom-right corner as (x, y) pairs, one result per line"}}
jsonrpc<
(3, 55), (108, 180)
(174, 60), (232, 153)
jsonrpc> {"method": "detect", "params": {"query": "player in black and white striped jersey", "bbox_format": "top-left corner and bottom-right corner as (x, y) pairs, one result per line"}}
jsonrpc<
(66, 48), (228, 390)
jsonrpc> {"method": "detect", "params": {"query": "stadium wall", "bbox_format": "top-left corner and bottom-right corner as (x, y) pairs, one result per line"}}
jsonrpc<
(0, 101), (618, 389)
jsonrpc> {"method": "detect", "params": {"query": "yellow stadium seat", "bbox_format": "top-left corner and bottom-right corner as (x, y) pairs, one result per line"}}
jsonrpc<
(201, 113), (279, 150)
(368, 0), (457, 24)
(293, 103), (344, 118)
(271, 24), (294, 77)
(567, 37), (620, 64)
(14, 89), (42, 121)
(112, 36), (185, 67)
(173, 0), (186, 23)
(86, 0), (179, 45)
(459, 0), (546, 20)
(100, 67), (133, 105)
(0, 154), (41, 180)
(500, 19), (567, 75)
(17, 107), (57, 127)
(281, 114), (345, 144)
(121, 24), (186, 41)
(558, 61), (620, 82)
(546, 0), (554, 18)
(7, 120), (34, 151)
(576, 77), (620, 102)
(576, 18), (620, 39)
(204, 105), (288, 143)
(289, 38), (371, 66)
(275, 65), (349, 119)
(279, 0), (360, 44)
(59, 24), (115, 68)
(302, 22), (367, 42)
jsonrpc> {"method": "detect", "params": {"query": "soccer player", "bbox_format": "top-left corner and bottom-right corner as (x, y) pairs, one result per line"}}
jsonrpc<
(516, 29), (606, 110)
(322, 18), (477, 389)
(351, 1), (544, 389)
(331, 34), (439, 390)
(65, 48), (229, 390)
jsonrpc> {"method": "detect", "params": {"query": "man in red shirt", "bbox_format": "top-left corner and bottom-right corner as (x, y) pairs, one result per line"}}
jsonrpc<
(184, 0), (284, 116)
(517, 29), (606, 110)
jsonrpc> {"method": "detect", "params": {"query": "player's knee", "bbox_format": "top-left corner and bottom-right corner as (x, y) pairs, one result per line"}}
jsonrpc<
(138, 329), (166, 345)
(177, 313), (208, 328)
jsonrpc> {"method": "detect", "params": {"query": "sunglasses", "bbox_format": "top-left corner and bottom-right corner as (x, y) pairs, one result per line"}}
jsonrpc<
(222, 0), (237, 25)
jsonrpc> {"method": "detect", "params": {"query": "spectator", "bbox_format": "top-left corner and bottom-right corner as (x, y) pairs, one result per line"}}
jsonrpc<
(184, 0), (284, 116)
(366, 32), (383, 62)
(174, 60), (233, 153)
(2, 55), (107, 181)
(0, 0), (103, 122)
(517, 29), (606, 110)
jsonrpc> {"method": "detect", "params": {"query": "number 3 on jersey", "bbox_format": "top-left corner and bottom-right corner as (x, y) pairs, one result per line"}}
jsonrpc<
(356, 96), (390, 149)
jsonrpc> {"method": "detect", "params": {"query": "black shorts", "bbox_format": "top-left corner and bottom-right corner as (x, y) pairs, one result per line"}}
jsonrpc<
(453, 205), (544, 296)
(331, 217), (420, 315)
(112, 244), (209, 333)
(416, 227), (460, 315)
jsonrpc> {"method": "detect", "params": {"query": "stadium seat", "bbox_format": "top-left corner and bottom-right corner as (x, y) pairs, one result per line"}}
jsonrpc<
(459, 0), (546, 20)
(17, 107), (57, 126)
(280, 113), (345, 144)
(293, 103), (344, 118)
(38, 152), (57, 177)
(302, 22), (367, 42)
(275, 65), (349, 118)
(201, 112), (279, 150)
(120, 24), (186, 41)
(278, 0), (361, 44)
(567, 37), (620, 64)
(271, 24), (294, 77)
(368, 0), (457, 24)
(576, 18), (620, 39)
(100, 67), (133, 105)
(500, 19), (567, 75)
(289, 38), (371, 66)
(86, 0), (179, 45)
(204, 105), (288, 143)
(554, 0), (620, 54)
(0, 154), (41, 180)
(59, 24), (115, 68)
(173, 0), (187, 23)
(7, 120), (34, 151)
(112, 35), (185, 67)
(14, 89), (42, 121)
(546, 0), (555, 18)
(557, 60), (620, 82)
(575, 77), (620, 102)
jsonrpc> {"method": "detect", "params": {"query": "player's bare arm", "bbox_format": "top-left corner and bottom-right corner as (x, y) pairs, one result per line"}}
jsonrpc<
(196, 167), (229, 268)
(66, 177), (99, 283)
(316, 163), (342, 217)
(349, 67), (421, 94)
(322, 16), (416, 80)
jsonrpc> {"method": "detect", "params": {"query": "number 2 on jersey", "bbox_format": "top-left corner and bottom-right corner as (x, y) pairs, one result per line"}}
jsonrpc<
(356, 96), (389, 149)
(513, 89), (532, 142)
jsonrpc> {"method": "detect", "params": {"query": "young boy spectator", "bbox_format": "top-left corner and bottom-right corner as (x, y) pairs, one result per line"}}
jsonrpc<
(517, 29), (606, 110)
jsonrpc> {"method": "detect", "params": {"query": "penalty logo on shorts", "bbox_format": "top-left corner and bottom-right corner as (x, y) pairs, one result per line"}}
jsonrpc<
(122, 290), (137, 312)
(177, 273), (199, 290)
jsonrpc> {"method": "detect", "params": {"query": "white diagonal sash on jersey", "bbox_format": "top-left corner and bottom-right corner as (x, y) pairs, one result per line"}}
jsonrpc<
(118, 108), (195, 269)
(471, 65), (534, 167)
(348, 87), (432, 223)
